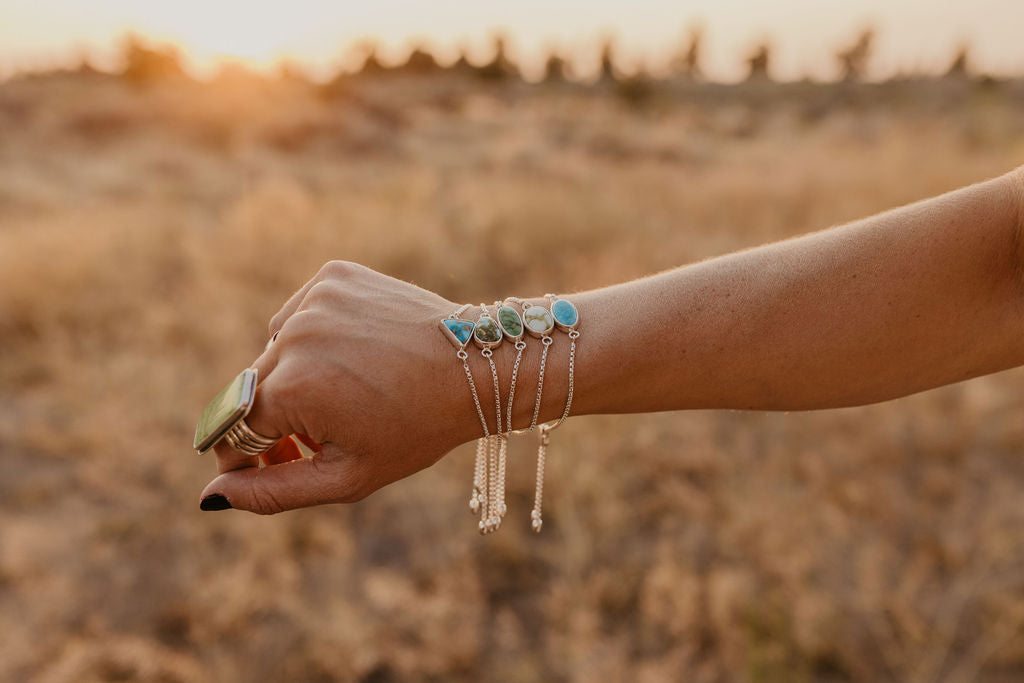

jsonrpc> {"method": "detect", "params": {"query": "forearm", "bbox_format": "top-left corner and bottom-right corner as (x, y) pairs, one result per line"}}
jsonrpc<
(522, 168), (1024, 421)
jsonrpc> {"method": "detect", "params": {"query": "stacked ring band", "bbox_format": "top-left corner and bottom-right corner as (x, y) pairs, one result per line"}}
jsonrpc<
(224, 417), (279, 457)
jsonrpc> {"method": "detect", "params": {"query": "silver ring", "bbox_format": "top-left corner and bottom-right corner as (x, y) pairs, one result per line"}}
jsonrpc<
(224, 416), (278, 457)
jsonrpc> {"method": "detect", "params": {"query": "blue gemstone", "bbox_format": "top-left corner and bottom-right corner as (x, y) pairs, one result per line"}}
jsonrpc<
(441, 319), (475, 346)
(551, 299), (578, 328)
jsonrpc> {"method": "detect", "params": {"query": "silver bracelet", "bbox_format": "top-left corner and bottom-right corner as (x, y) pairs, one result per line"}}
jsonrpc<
(440, 294), (580, 535)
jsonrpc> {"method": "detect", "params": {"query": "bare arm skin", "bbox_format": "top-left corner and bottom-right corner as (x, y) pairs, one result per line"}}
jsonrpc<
(568, 167), (1024, 414)
(199, 167), (1024, 514)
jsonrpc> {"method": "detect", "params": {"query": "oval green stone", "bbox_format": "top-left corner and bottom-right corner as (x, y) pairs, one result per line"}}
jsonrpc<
(497, 306), (523, 338)
(474, 317), (502, 344)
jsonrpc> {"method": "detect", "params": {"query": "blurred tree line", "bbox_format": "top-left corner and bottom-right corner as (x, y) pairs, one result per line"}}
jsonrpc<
(113, 28), (986, 88)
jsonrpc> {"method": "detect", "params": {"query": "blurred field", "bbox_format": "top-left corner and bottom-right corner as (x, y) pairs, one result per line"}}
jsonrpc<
(2, 58), (1024, 683)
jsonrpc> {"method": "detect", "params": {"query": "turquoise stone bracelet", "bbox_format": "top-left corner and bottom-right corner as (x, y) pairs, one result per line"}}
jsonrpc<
(497, 305), (524, 340)
(551, 298), (579, 331)
(441, 318), (475, 347)
(473, 314), (503, 349)
(523, 305), (555, 337)
(441, 296), (580, 535)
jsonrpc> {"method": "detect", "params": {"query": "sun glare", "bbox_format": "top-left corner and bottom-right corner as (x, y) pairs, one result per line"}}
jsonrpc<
(128, 2), (320, 73)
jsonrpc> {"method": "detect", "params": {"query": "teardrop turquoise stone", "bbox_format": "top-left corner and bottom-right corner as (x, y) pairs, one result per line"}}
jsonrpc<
(551, 299), (579, 327)
(441, 319), (475, 346)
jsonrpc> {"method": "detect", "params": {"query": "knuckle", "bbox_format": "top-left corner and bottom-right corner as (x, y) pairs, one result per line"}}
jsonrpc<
(305, 279), (339, 305)
(276, 310), (316, 345)
(320, 259), (356, 280)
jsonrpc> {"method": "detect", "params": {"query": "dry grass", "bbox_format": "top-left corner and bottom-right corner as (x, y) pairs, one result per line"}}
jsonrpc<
(1, 69), (1024, 682)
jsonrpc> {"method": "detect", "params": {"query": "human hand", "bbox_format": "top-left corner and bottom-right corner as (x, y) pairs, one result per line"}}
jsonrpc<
(198, 261), (480, 514)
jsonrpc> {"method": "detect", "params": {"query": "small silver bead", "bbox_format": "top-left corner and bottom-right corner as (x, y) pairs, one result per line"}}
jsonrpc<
(531, 518), (543, 532)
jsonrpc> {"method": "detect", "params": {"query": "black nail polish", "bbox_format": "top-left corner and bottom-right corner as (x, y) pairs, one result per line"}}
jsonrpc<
(200, 494), (232, 511)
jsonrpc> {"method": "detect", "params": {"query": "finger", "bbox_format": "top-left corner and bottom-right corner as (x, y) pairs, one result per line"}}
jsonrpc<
(268, 282), (314, 337)
(267, 270), (322, 338)
(268, 260), (358, 338)
(212, 373), (292, 474)
(200, 448), (360, 514)
(253, 308), (316, 383)
(213, 439), (259, 473)
(260, 435), (304, 466)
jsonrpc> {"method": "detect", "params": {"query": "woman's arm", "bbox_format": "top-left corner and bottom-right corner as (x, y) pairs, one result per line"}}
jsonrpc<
(199, 167), (1024, 514)
(561, 166), (1024, 415)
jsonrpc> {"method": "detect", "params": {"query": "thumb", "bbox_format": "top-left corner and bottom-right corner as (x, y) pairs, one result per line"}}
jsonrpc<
(199, 445), (362, 514)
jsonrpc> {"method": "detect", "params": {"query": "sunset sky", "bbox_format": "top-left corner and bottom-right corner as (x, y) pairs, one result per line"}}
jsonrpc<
(2, 0), (1023, 81)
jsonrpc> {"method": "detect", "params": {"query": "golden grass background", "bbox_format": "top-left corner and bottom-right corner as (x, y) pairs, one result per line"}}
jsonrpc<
(2, 61), (1024, 682)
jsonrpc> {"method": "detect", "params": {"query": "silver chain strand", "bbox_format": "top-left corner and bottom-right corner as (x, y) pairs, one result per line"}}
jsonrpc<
(506, 341), (527, 430)
(531, 426), (549, 532)
(459, 350), (489, 441)
(529, 294), (581, 532)
(452, 304), (490, 522)
(448, 303), (472, 320)
(495, 299), (526, 521)
(499, 338), (527, 518)
(496, 434), (508, 518)
(531, 332), (576, 533)
(480, 303), (500, 534)
(482, 437), (493, 532)
(530, 336), (553, 430)
(482, 348), (503, 533)
(459, 350), (492, 529)
(471, 437), (486, 514)
(556, 330), (579, 426)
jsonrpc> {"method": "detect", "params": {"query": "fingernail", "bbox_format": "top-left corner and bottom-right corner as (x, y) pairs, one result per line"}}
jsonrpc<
(200, 494), (232, 511)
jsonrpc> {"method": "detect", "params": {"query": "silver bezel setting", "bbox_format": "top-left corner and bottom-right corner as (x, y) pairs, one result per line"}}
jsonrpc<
(496, 305), (525, 342)
(522, 306), (555, 338)
(194, 368), (259, 455)
(550, 298), (580, 332)
(473, 315), (504, 349)
(440, 318), (476, 348)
